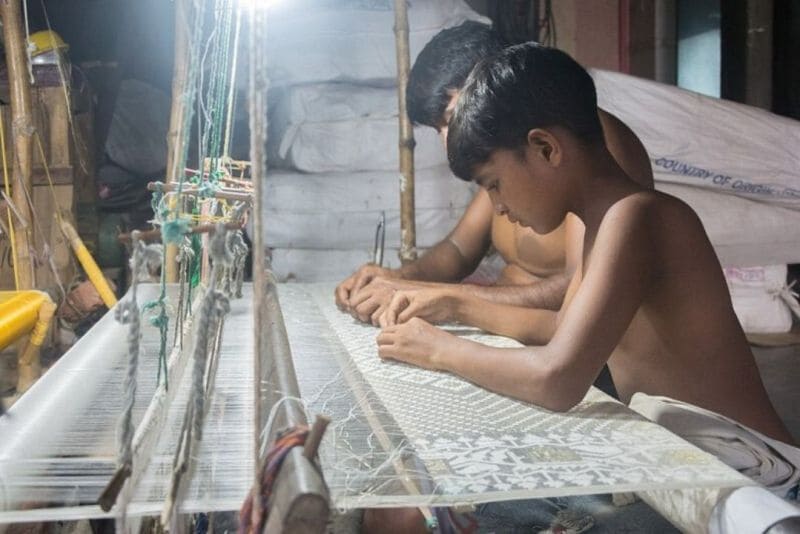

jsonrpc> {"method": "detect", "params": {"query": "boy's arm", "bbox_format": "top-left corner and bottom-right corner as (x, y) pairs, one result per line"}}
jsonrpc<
(337, 190), (494, 317)
(380, 288), (558, 344)
(378, 202), (654, 411)
(452, 212), (584, 310)
(454, 274), (569, 311)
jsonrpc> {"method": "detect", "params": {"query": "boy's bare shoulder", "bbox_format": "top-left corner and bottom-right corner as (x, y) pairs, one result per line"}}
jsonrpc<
(606, 189), (702, 230)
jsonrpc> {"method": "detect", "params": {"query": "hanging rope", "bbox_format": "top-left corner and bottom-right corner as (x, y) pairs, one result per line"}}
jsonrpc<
(162, 224), (233, 527)
(190, 225), (232, 441)
(102, 232), (162, 520)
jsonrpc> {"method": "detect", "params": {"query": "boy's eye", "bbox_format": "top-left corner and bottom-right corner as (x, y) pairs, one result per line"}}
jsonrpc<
(487, 181), (498, 192)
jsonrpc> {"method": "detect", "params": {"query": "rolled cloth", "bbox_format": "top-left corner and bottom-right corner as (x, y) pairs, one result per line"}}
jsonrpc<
(630, 393), (800, 534)
(629, 393), (800, 498)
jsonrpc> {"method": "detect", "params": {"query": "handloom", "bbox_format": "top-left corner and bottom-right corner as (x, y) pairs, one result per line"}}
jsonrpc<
(0, 282), (751, 526)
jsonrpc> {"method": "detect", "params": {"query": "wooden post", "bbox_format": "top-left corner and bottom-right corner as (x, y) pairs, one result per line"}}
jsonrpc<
(249, 3), (269, 525)
(164, 0), (191, 282)
(393, 0), (417, 263)
(249, 6), (329, 532)
(0, 0), (36, 289)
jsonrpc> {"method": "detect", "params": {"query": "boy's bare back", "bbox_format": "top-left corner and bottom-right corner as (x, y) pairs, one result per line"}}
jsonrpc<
(570, 190), (792, 443)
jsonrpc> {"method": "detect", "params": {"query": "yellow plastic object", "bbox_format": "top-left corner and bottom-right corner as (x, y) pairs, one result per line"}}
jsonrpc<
(0, 291), (48, 351)
(27, 30), (68, 56)
(60, 220), (118, 308)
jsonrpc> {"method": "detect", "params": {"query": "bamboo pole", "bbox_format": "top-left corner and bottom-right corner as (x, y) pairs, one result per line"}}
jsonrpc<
(164, 0), (191, 283)
(0, 0), (36, 289)
(393, 0), (417, 263)
(60, 219), (117, 308)
(249, 3), (269, 525)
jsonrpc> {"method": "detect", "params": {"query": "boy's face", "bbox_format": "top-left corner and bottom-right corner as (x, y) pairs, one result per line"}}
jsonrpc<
(473, 143), (567, 234)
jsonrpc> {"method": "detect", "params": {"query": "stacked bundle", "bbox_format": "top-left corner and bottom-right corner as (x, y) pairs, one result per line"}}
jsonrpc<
(593, 69), (800, 333)
(264, 0), (487, 281)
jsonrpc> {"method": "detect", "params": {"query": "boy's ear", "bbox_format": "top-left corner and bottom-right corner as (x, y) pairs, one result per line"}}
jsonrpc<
(526, 128), (562, 167)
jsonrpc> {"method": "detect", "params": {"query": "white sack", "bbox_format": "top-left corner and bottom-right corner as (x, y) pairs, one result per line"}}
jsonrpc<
(270, 84), (398, 126)
(269, 84), (447, 172)
(270, 247), (410, 283)
(265, 208), (466, 249)
(723, 266), (794, 334)
(592, 69), (800, 210)
(658, 183), (800, 267)
(263, 165), (475, 249)
(272, 118), (447, 173)
(267, 0), (489, 85)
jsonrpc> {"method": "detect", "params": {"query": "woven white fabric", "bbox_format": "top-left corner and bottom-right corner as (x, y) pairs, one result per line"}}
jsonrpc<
(283, 283), (750, 509)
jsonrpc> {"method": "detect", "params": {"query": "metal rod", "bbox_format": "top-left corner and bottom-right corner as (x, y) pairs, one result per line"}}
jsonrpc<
(393, 0), (417, 264)
(373, 211), (386, 267)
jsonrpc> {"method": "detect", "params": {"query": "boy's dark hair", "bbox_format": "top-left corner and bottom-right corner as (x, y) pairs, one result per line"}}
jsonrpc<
(447, 43), (604, 182)
(407, 21), (507, 128)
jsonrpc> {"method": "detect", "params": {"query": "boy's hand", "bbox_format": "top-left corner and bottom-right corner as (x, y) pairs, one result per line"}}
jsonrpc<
(348, 276), (405, 325)
(378, 288), (458, 327)
(334, 264), (398, 312)
(377, 317), (463, 371)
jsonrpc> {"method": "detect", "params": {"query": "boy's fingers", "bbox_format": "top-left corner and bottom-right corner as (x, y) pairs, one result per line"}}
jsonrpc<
(387, 292), (411, 325)
(378, 309), (393, 328)
(376, 329), (395, 345)
(334, 282), (352, 310)
(352, 268), (378, 294)
(397, 303), (418, 324)
(370, 304), (386, 326)
(354, 296), (382, 323)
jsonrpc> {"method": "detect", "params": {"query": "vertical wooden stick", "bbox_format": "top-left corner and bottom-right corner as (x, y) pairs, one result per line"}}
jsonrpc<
(0, 0), (36, 289)
(164, 0), (190, 283)
(393, 0), (417, 263)
(248, 2), (269, 523)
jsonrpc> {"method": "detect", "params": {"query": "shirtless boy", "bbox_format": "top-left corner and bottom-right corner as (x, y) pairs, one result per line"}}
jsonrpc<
(365, 41), (797, 534)
(378, 41), (793, 444)
(334, 22), (653, 333)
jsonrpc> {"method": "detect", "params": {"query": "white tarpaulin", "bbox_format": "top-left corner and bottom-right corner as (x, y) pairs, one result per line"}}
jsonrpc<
(593, 69), (800, 210)
(658, 182), (800, 267)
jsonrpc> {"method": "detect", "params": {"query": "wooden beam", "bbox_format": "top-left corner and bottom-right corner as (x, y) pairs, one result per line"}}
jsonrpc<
(31, 166), (73, 186)
(117, 220), (244, 243)
(249, 5), (330, 531)
(0, 0), (36, 289)
(393, 0), (417, 264)
(249, 3), (269, 526)
(146, 181), (253, 203)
